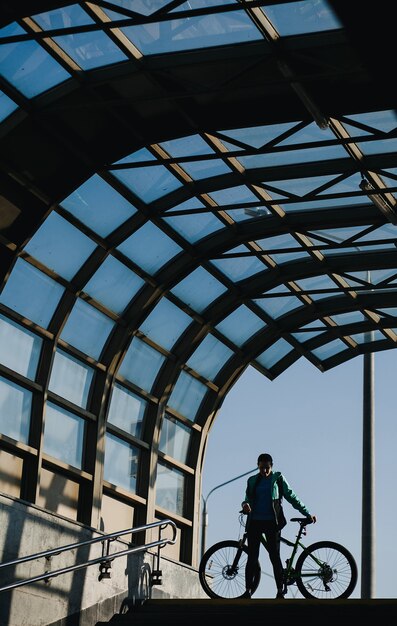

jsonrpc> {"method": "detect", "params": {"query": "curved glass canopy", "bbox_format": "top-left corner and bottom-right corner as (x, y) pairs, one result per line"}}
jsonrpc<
(0, 0), (396, 565)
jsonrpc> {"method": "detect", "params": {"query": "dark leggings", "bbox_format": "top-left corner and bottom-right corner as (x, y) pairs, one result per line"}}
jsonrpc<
(245, 519), (284, 592)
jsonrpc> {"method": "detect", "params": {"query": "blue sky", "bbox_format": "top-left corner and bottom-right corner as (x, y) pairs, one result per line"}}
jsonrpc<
(202, 348), (396, 599)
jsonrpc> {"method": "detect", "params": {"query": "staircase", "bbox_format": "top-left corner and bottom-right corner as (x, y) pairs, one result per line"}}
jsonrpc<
(95, 598), (397, 626)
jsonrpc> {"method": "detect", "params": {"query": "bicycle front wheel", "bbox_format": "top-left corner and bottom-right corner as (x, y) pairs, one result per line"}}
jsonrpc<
(295, 541), (357, 599)
(198, 540), (261, 599)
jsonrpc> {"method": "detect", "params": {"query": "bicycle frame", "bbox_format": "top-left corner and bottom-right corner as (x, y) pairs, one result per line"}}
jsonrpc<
(278, 524), (308, 587)
(260, 521), (327, 590)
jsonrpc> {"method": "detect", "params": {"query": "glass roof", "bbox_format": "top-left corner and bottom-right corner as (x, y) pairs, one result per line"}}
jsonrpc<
(1, 0), (397, 435)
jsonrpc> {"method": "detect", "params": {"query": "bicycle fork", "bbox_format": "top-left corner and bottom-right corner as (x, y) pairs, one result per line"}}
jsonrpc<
(230, 538), (246, 577)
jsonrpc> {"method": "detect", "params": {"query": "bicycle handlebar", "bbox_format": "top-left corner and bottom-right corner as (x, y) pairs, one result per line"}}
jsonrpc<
(239, 511), (313, 526)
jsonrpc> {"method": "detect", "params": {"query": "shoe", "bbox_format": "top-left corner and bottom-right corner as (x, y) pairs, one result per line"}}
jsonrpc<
(241, 590), (251, 599)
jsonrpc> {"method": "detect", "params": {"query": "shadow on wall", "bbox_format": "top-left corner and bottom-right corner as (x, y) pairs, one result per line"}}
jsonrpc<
(119, 560), (152, 615)
(0, 495), (156, 626)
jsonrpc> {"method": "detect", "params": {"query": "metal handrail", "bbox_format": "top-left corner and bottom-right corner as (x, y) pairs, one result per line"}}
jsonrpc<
(0, 518), (177, 593)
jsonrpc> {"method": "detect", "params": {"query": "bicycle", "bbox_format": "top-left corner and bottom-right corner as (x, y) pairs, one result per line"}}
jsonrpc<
(198, 514), (358, 600)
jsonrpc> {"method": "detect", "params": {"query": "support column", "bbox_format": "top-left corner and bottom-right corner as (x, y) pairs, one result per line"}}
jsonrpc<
(361, 348), (376, 598)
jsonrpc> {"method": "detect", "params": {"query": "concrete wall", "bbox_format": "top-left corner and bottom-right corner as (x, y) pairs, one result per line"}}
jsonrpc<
(0, 494), (206, 626)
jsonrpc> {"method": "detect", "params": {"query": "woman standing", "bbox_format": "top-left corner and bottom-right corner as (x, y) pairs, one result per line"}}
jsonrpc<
(241, 453), (316, 599)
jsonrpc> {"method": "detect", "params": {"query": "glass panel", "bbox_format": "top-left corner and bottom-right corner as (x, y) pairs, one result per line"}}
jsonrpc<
(358, 137), (397, 157)
(60, 174), (137, 237)
(113, 146), (156, 166)
(278, 122), (343, 149)
(357, 222), (397, 243)
(331, 311), (367, 325)
(112, 163), (182, 202)
(32, 5), (93, 29)
(291, 320), (327, 342)
(255, 338), (293, 369)
(24, 212), (97, 280)
(83, 255), (145, 314)
(210, 185), (259, 206)
(0, 376), (31, 443)
(0, 23), (70, 97)
(164, 196), (205, 213)
(291, 330), (323, 343)
(311, 339), (348, 360)
(107, 383), (147, 438)
(377, 307), (397, 318)
(186, 334), (233, 380)
(344, 110), (397, 133)
(211, 246), (266, 281)
(54, 29), (127, 70)
(366, 263), (397, 282)
(159, 414), (191, 464)
(350, 330), (385, 344)
(241, 139), (346, 170)
(0, 90), (18, 121)
(256, 233), (311, 264)
(281, 196), (364, 213)
(0, 258), (65, 328)
(171, 266), (227, 312)
(159, 134), (214, 157)
(296, 275), (339, 300)
(344, 270), (380, 286)
(48, 349), (94, 408)
(119, 5), (263, 56)
(118, 337), (166, 392)
(253, 292), (301, 318)
(43, 402), (85, 469)
(262, 172), (366, 213)
(163, 210), (223, 243)
(104, 432), (139, 493)
(60, 299), (115, 360)
(0, 314), (42, 379)
(160, 134), (231, 179)
(264, 1), (341, 35)
(324, 244), (395, 256)
(117, 222), (182, 275)
(239, 141), (347, 172)
(167, 370), (207, 421)
(156, 461), (184, 517)
(104, 0), (171, 18)
(318, 171), (367, 198)
(38, 468), (79, 521)
(139, 298), (192, 350)
(220, 121), (298, 149)
(31, 5), (129, 70)
(180, 158), (231, 180)
(215, 305), (265, 346)
(308, 227), (365, 250)
(209, 185), (260, 222)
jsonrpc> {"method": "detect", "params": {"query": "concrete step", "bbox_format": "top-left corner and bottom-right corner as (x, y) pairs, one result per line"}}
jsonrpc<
(95, 598), (397, 626)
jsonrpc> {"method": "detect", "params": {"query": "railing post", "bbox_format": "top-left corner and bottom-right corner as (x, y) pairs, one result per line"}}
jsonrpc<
(150, 523), (164, 586)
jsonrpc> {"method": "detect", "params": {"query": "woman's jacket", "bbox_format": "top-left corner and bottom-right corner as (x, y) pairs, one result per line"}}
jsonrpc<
(242, 470), (311, 526)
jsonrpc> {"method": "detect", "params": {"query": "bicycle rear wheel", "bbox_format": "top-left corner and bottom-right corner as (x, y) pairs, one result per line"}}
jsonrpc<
(295, 540), (357, 599)
(198, 540), (261, 599)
